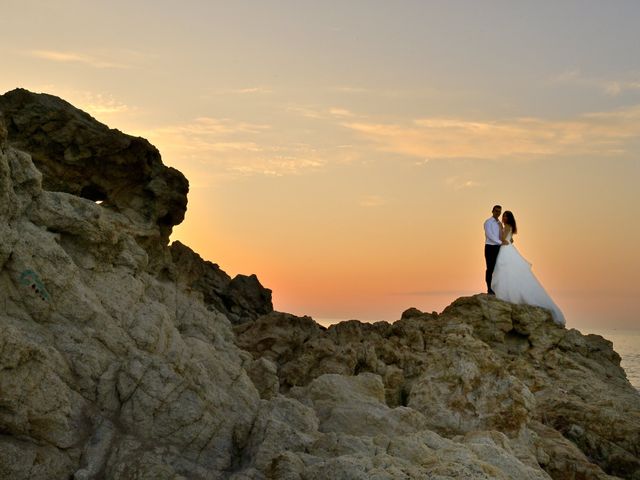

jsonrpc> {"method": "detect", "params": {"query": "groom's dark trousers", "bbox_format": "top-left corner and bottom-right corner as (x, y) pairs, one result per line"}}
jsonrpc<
(485, 244), (501, 294)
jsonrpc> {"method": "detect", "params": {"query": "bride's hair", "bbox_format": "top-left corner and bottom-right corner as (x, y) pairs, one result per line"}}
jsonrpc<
(504, 211), (517, 234)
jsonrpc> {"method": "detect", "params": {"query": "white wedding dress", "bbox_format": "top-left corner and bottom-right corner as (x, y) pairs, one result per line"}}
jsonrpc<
(491, 232), (566, 326)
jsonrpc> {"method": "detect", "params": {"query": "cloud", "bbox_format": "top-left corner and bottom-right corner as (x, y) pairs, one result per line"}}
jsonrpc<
(329, 107), (355, 117)
(79, 92), (130, 116)
(286, 105), (326, 120)
(445, 176), (482, 191)
(28, 50), (130, 69)
(168, 117), (270, 136)
(135, 118), (328, 179)
(137, 117), (269, 157)
(342, 106), (640, 160)
(413, 158), (430, 166)
(205, 87), (274, 96)
(288, 105), (357, 121)
(550, 69), (640, 96)
(229, 156), (325, 176)
(606, 81), (640, 96)
(231, 87), (273, 94)
(329, 108), (353, 117)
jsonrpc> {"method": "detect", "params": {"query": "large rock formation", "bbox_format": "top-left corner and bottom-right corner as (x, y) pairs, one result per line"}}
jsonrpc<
(0, 88), (188, 250)
(0, 110), (261, 479)
(236, 301), (640, 479)
(1, 91), (639, 479)
(0, 89), (272, 323)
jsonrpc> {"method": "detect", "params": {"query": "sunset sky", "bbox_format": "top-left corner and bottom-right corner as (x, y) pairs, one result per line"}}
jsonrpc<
(2, 1), (639, 329)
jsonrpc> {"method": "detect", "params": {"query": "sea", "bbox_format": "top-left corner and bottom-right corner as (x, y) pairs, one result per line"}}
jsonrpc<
(317, 318), (640, 393)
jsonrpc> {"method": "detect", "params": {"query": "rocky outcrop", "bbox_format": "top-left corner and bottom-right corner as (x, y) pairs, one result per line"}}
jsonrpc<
(168, 240), (273, 323)
(0, 88), (188, 248)
(236, 299), (640, 479)
(0, 89), (271, 322)
(0, 126), (260, 479)
(1, 90), (639, 480)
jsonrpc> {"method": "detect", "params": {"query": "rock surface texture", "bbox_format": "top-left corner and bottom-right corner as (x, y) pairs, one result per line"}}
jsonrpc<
(1, 90), (639, 480)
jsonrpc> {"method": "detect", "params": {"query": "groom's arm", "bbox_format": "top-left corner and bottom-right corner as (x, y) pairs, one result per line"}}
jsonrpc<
(484, 220), (501, 244)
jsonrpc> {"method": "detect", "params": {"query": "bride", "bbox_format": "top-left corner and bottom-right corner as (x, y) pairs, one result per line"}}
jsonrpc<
(491, 211), (566, 326)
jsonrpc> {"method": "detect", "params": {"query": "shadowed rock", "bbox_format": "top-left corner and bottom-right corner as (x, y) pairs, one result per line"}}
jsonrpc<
(0, 114), (7, 147)
(0, 88), (188, 243)
(169, 240), (273, 323)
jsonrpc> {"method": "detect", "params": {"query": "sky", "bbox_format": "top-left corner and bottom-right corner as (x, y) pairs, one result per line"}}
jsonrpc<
(1, 0), (639, 329)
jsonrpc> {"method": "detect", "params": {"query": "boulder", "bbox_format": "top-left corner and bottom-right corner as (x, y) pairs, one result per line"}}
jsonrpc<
(0, 88), (188, 246)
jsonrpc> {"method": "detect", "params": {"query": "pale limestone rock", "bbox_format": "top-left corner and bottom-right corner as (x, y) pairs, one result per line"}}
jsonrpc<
(239, 396), (319, 472)
(0, 142), (260, 478)
(406, 329), (535, 435)
(246, 356), (279, 399)
(460, 431), (550, 480)
(290, 373), (430, 437)
(237, 296), (639, 479)
(237, 371), (558, 479)
(74, 419), (116, 479)
(0, 436), (77, 480)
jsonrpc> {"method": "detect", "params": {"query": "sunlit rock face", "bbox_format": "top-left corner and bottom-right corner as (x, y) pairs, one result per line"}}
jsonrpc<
(1, 92), (638, 480)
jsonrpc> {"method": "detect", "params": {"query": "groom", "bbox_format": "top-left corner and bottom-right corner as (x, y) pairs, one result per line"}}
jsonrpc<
(484, 205), (503, 295)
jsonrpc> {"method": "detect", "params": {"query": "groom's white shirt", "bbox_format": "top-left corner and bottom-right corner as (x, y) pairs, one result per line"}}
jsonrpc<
(484, 217), (502, 245)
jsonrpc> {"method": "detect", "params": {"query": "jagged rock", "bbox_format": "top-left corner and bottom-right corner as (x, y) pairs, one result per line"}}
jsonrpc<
(168, 240), (232, 309)
(223, 274), (273, 322)
(237, 296), (640, 479)
(400, 306), (424, 319)
(168, 241), (273, 323)
(0, 88), (188, 246)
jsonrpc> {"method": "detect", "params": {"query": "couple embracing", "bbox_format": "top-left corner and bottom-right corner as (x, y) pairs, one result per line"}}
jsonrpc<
(484, 205), (565, 326)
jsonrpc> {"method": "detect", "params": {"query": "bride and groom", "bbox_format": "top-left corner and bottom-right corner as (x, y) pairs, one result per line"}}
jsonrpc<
(484, 205), (565, 326)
